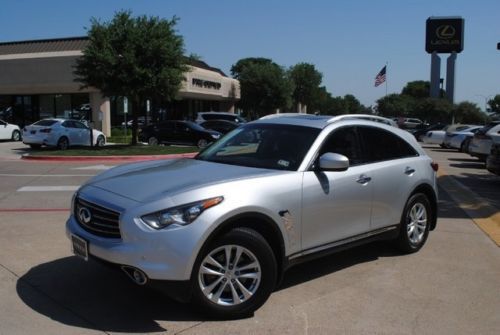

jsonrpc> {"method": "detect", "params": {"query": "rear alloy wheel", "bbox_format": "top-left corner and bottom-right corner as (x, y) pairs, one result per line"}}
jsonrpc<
(96, 135), (105, 147)
(197, 139), (208, 148)
(396, 193), (431, 253)
(148, 137), (159, 146)
(11, 130), (21, 141)
(57, 137), (69, 150)
(192, 228), (277, 318)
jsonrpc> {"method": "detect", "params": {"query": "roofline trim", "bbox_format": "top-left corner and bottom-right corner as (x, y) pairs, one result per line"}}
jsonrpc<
(0, 36), (88, 46)
(0, 50), (82, 61)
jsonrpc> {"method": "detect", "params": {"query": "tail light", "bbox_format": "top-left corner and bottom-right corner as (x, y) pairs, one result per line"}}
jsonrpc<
(39, 128), (52, 133)
(430, 162), (439, 172)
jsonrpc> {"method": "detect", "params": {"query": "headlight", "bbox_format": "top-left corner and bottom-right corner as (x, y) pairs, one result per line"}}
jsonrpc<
(141, 196), (224, 229)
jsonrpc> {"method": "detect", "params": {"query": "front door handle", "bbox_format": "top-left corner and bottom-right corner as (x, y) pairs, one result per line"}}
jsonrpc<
(357, 175), (372, 184)
(405, 167), (416, 175)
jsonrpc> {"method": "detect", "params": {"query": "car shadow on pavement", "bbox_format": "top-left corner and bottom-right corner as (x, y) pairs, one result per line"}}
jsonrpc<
(449, 162), (486, 169)
(17, 257), (207, 332)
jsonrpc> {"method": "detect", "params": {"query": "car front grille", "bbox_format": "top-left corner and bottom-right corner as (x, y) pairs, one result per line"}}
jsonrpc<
(74, 196), (121, 238)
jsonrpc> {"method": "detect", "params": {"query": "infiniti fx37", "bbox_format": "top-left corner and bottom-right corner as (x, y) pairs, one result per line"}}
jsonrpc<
(66, 114), (438, 318)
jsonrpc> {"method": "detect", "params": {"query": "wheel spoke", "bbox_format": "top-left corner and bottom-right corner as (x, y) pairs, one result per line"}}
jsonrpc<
(224, 246), (232, 267)
(235, 278), (253, 300)
(229, 281), (242, 304)
(200, 265), (224, 277)
(237, 272), (259, 279)
(236, 261), (259, 272)
(233, 246), (244, 267)
(210, 281), (228, 303)
(202, 276), (223, 295)
(205, 256), (225, 271)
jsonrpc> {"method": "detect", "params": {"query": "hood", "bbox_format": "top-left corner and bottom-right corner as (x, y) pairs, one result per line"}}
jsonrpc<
(86, 158), (278, 202)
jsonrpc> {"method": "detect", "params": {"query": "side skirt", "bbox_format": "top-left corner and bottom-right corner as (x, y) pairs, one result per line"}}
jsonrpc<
(285, 225), (399, 270)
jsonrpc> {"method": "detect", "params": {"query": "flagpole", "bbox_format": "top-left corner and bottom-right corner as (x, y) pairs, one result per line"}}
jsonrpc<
(385, 61), (388, 97)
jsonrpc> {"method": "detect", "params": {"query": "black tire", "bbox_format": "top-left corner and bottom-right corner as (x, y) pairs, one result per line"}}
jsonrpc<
(396, 193), (432, 254)
(148, 136), (159, 146)
(197, 138), (208, 148)
(96, 135), (105, 147)
(11, 130), (21, 141)
(29, 144), (41, 149)
(57, 137), (69, 150)
(191, 228), (277, 319)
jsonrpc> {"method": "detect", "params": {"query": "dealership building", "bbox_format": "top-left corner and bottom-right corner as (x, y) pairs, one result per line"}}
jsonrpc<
(0, 36), (240, 136)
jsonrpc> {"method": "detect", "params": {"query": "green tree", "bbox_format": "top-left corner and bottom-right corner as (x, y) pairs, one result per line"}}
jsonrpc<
(74, 11), (188, 144)
(487, 95), (500, 114)
(289, 63), (322, 112)
(401, 80), (430, 99)
(231, 58), (293, 118)
(413, 98), (453, 123)
(375, 94), (415, 117)
(454, 101), (488, 124)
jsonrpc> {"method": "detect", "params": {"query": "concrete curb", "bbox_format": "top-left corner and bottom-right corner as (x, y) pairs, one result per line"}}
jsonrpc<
(437, 168), (500, 246)
(21, 152), (197, 162)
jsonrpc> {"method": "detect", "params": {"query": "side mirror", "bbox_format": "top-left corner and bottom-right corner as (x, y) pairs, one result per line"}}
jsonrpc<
(319, 153), (349, 171)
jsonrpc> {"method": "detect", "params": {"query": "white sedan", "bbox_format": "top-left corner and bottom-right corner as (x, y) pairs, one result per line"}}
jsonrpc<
(23, 119), (106, 150)
(422, 124), (472, 146)
(0, 119), (22, 141)
(443, 125), (482, 151)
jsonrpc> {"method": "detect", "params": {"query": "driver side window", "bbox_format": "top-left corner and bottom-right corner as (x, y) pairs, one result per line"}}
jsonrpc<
(319, 126), (363, 165)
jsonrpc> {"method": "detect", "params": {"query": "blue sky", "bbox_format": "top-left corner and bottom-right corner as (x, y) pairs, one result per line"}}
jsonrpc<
(1, 0), (498, 109)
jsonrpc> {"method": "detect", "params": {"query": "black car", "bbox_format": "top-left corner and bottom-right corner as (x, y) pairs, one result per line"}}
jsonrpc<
(486, 143), (500, 176)
(413, 123), (446, 142)
(200, 120), (239, 134)
(139, 120), (221, 148)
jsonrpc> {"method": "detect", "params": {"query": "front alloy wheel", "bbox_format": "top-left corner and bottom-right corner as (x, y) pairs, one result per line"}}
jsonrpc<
(57, 137), (69, 150)
(192, 228), (277, 318)
(148, 136), (159, 146)
(198, 245), (261, 306)
(397, 193), (431, 253)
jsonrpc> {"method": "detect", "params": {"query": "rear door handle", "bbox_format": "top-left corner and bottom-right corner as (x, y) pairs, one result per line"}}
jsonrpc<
(405, 167), (416, 175)
(356, 175), (372, 184)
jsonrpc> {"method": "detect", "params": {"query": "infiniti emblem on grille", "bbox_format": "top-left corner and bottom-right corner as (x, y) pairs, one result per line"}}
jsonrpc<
(78, 207), (92, 224)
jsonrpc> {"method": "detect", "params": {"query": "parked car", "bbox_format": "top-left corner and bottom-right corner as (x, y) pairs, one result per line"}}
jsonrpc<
(486, 143), (500, 176)
(22, 119), (106, 150)
(412, 123), (446, 142)
(402, 118), (424, 129)
(200, 120), (239, 134)
(67, 114), (438, 318)
(443, 125), (482, 151)
(195, 112), (247, 124)
(422, 124), (472, 147)
(468, 122), (500, 161)
(0, 119), (22, 141)
(138, 120), (221, 148)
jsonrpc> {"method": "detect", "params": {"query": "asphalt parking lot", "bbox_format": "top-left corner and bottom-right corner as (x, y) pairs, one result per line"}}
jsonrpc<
(0, 141), (499, 334)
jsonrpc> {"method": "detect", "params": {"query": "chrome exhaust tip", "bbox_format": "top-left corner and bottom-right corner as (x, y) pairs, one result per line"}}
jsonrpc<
(121, 265), (148, 285)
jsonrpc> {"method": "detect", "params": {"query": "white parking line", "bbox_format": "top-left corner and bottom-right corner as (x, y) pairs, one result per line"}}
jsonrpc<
(72, 165), (114, 170)
(0, 174), (94, 177)
(17, 186), (80, 192)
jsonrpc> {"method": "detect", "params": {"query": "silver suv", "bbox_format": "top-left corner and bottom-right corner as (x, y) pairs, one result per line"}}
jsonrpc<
(67, 114), (438, 318)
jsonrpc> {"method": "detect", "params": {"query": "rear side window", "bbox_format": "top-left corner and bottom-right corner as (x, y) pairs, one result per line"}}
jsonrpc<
(34, 120), (57, 127)
(359, 126), (418, 163)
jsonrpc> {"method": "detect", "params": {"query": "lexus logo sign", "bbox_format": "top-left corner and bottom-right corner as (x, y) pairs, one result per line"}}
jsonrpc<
(436, 25), (456, 39)
(426, 17), (464, 54)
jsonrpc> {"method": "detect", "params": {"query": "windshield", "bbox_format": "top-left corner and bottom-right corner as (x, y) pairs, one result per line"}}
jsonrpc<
(196, 123), (320, 171)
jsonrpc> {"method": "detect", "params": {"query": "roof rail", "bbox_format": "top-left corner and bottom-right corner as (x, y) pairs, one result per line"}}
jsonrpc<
(327, 114), (397, 126)
(259, 113), (306, 120)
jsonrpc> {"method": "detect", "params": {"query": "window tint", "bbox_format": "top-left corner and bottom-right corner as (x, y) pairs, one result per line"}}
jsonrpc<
(159, 122), (174, 131)
(73, 121), (88, 129)
(34, 120), (57, 127)
(319, 126), (363, 165)
(62, 121), (74, 128)
(359, 126), (418, 162)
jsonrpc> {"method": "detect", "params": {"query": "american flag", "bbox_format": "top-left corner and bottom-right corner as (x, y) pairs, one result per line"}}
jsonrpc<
(374, 65), (386, 87)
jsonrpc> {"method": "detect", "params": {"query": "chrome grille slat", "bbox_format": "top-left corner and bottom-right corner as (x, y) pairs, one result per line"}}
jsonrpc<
(75, 196), (121, 238)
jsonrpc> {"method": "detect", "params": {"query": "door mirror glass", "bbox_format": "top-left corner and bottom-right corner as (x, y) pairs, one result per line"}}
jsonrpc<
(319, 153), (349, 171)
